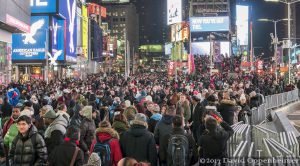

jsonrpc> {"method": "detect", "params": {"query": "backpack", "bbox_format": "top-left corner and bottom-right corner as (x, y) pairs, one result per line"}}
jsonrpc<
(167, 134), (190, 166)
(92, 137), (113, 166)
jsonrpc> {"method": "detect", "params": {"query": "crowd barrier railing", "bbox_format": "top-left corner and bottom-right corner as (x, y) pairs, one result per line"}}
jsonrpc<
(251, 89), (299, 125)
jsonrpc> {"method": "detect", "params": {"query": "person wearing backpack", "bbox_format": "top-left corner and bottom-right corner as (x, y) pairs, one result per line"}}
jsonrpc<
(8, 115), (47, 166)
(89, 121), (122, 166)
(48, 126), (84, 166)
(160, 115), (198, 166)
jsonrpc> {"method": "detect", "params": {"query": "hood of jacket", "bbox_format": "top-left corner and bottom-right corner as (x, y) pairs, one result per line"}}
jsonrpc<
(44, 115), (68, 138)
(150, 113), (162, 121)
(220, 99), (236, 106)
(128, 124), (148, 137)
(96, 127), (119, 142)
(161, 115), (173, 125)
(112, 121), (129, 131)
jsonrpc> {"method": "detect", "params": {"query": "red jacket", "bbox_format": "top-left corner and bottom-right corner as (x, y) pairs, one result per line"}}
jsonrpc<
(3, 117), (14, 138)
(89, 128), (122, 166)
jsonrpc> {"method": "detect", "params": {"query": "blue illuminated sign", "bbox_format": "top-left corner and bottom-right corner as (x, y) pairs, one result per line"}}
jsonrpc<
(31, 0), (57, 13)
(59, 0), (77, 62)
(12, 16), (49, 60)
(51, 17), (65, 61)
(190, 16), (230, 32)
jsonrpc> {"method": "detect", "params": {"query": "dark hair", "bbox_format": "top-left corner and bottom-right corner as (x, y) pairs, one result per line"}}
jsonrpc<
(172, 115), (183, 128)
(205, 116), (218, 133)
(121, 157), (137, 166)
(17, 115), (31, 124)
(66, 126), (80, 140)
(57, 103), (66, 110)
(23, 101), (33, 107)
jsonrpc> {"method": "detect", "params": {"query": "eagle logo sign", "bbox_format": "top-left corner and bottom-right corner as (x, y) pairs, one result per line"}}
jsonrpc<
(22, 19), (45, 44)
(47, 50), (62, 66)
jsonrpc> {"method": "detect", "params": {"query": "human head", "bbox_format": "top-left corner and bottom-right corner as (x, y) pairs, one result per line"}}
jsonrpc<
(17, 115), (32, 135)
(172, 115), (183, 128)
(179, 94), (186, 103)
(166, 105), (176, 116)
(205, 116), (218, 133)
(12, 106), (21, 120)
(65, 126), (80, 141)
(117, 157), (137, 166)
(57, 103), (67, 112)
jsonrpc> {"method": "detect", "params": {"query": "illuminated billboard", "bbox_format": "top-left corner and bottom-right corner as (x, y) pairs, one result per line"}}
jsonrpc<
(12, 16), (49, 60)
(191, 42), (230, 57)
(31, 0), (57, 13)
(171, 22), (189, 42)
(165, 43), (172, 55)
(236, 5), (249, 46)
(167, 0), (182, 25)
(51, 17), (65, 61)
(190, 16), (230, 32)
(101, 0), (129, 3)
(82, 5), (88, 59)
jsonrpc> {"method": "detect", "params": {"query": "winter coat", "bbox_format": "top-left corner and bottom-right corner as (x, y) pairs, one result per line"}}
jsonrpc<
(148, 113), (162, 133)
(48, 141), (84, 166)
(2, 117), (15, 138)
(9, 125), (47, 166)
(249, 96), (261, 109)
(176, 100), (191, 122)
(190, 102), (204, 141)
(120, 124), (157, 166)
(1, 103), (12, 118)
(199, 121), (233, 166)
(79, 117), (96, 153)
(160, 127), (198, 166)
(218, 99), (236, 126)
(70, 111), (84, 128)
(112, 121), (129, 135)
(90, 127), (122, 166)
(4, 123), (18, 149)
(154, 115), (173, 145)
(238, 103), (251, 124)
(44, 115), (68, 154)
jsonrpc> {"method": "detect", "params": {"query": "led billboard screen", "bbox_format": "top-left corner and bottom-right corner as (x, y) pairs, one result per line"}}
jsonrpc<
(191, 42), (230, 56)
(190, 16), (230, 32)
(167, 0), (182, 25)
(236, 5), (249, 46)
(31, 0), (57, 13)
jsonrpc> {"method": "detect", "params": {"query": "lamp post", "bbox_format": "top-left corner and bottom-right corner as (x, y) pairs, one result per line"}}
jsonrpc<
(258, 18), (289, 81)
(265, 0), (300, 84)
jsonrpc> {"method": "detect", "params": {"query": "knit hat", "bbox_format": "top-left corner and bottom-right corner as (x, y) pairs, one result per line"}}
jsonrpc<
(20, 108), (33, 118)
(82, 106), (93, 120)
(65, 126), (80, 141)
(99, 121), (111, 128)
(131, 113), (148, 127)
(87, 153), (101, 166)
(43, 109), (57, 119)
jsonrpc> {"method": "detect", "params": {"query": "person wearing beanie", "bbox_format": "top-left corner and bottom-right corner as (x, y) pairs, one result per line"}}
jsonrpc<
(89, 121), (122, 166)
(79, 106), (96, 163)
(148, 104), (162, 133)
(123, 104), (138, 124)
(9, 115), (47, 166)
(48, 126), (84, 166)
(120, 113), (157, 166)
(43, 109), (68, 155)
(237, 94), (251, 124)
(217, 91), (237, 126)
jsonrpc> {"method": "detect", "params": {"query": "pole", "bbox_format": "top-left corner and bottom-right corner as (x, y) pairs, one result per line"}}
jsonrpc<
(45, 29), (49, 84)
(250, 21), (253, 71)
(288, 2), (291, 84)
(133, 46), (135, 75)
(209, 34), (213, 77)
(274, 21), (278, 82)
(127, 41), (130, 77)
(88, 18), (91, 76)
(124, 29), (127, 77)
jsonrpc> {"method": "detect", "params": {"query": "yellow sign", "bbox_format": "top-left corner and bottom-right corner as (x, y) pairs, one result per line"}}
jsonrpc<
(82, 5), (88, 59)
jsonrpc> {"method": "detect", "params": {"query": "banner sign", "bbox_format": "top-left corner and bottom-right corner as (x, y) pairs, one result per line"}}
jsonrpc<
(190, 16), (230, 32)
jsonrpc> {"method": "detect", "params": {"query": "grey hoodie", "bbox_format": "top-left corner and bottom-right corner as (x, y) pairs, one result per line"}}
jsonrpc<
(44, 115), (68, 138)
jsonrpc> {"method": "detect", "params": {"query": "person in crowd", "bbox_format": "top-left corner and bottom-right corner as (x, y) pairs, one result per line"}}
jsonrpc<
(43, 109), (68, 155)
(159, 115), (198, 166)
(237, 94), (251, 124)
(90, 121), (122, 166)
(120, 113), (157, 166)
(3, 105), (21, 138)
(1, 97), (13, 119)
(48, 126), (84, 166)
(176, 94), (191, 123)
(83, 152), (101, 166)
(9, 115), (47, 166)
(79, 106), (96, 162)
(112, 112), (129, 135)
(123, 100), (137, 123)
(189, 95), (204, 141)
(56, 103), (70, 123)
(117, 157), (137, 166)
(198, 115), (233, 166)
(218, 91), (237, 126)
(148, 104), (162, 133)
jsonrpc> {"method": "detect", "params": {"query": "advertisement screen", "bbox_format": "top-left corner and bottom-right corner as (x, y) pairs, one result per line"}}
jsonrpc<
(101, 0), (129, 3)
(191, 42), (230, 57)
(59, 0), (77, 62)
(236, 5), (249, 46)
(82, 5), (88, 59)
(51, 17), (65, 61)
(167, 0), (182, 25)
(165, 43), (172, 55)
(12, 16), (49, 60)
(31, 0), (57, 13)
(190, 16), (230, 32)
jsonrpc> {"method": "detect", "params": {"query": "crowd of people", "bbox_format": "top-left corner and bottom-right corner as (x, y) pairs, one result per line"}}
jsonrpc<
(0, 68), (296, 166)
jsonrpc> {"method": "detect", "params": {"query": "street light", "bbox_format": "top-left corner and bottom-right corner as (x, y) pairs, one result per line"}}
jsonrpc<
(258, 18), (289, 81)
(265, 0), (300, 84)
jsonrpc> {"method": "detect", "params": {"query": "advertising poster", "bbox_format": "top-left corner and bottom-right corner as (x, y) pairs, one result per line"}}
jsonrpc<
(59, 0), (77, 62)
(82, 5), (88, 59)
(168, 61), (175, 77)
(51, 17), (65, 61)
(190, 16), (230, 32)
(31, 0), (57, 13)
(236, 5), (249, 46)
(12, 16), (49, 60)
(167, 0), (182, 25)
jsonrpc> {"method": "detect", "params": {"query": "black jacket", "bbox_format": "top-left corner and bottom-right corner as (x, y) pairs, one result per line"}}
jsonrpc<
(160, 127), (198, 166)
(199, 121), (233, 166)
(154, 115), (173, 145)
(120, 124), (157, 166)
(9, 125), (47, 166)
(48, 141), (84, 166)
(249, 96), (261, 109)
(190, 102), (204, 141)
(218, 99), (236, 126)
(79, 117), (96, 153)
